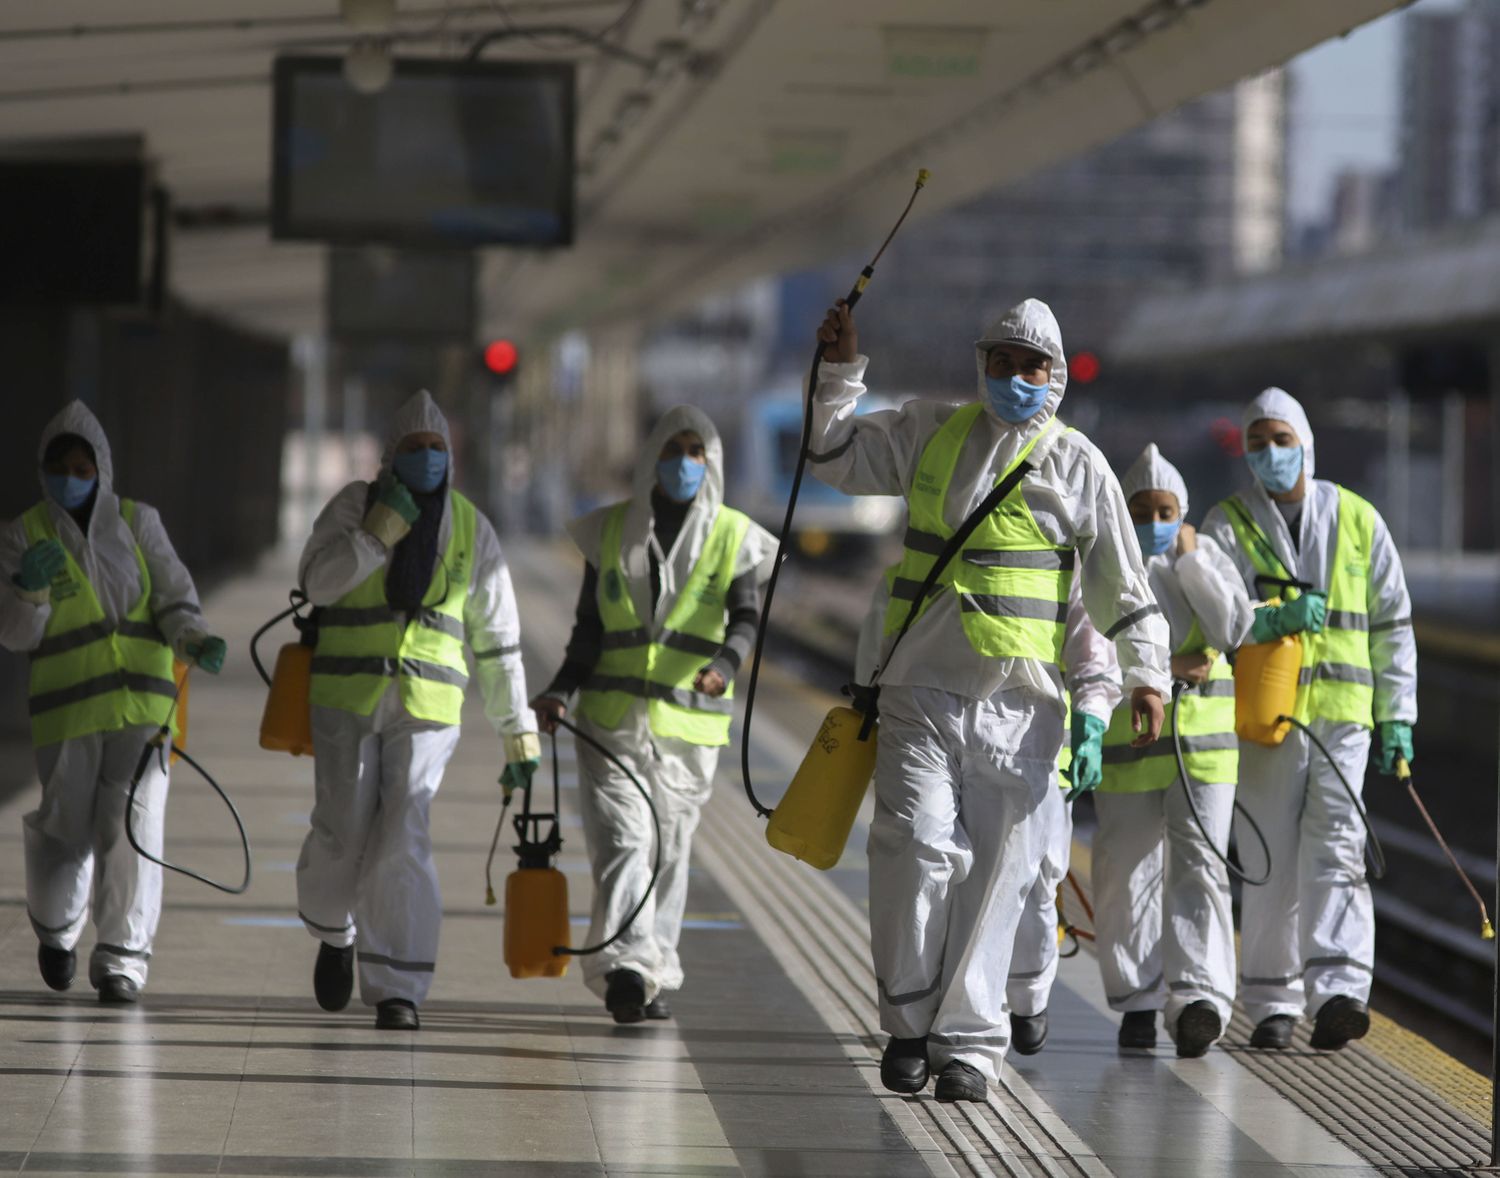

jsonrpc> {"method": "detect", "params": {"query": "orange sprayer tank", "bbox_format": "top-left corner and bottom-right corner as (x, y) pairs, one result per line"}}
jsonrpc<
(766, 706), (879, 871)
(1234, 633), (1302, 747)
(259, 643), (315, 756)
(170, 660), (190, 764)
(504, 866), (571, 978)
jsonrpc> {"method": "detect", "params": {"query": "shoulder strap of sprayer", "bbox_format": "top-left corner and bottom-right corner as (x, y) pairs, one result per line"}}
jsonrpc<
(849, 455), (1038, 737)
(1221, 496), (1314, 600)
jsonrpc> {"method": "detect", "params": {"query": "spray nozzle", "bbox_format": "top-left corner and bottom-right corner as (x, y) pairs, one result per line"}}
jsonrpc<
(915, 168), (931, 187)
(1483, 918), (1496, 941)
(484, 885), (497, 906)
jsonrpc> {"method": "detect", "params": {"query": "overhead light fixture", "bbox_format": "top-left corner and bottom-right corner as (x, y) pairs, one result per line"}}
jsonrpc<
(341, 0), (396, 33)
(344, 39), (394, 95)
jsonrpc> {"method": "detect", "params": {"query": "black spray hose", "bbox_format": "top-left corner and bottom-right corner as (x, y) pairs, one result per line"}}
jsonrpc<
(483, 716), (663, 957)
(250, 588), (310, 689)
(1278, 713), (1386, 880)
(126, 678), (253, 895)
(739, 169), (930, 819)
(1169, 680), (1270, 886)
(552, 716), (662, 957)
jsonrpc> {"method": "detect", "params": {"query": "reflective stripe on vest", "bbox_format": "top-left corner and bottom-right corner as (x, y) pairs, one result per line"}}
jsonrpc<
(1100, 619), (1238, 793)
(1221, 488), (1375, 728)
(309, 491), (476, 725)
(575, 502), (750, 747)
(22, 500), (177, 748)
(885, 406), (1071, 663)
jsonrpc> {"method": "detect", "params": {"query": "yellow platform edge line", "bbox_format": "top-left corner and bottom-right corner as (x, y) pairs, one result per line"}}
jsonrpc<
(1067, 836), (1491, 1127)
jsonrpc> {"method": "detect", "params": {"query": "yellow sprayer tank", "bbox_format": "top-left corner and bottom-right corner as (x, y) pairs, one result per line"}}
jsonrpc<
(766, 706), (879, 870)
(504, 866), (571, 978)
(170, 660), (190, 764)
(1234, 634), (1302, 747)
(259, 643), (315, 757)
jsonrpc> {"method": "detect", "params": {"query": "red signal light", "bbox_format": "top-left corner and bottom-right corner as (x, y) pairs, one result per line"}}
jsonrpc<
(1211, 417), (1243, 457)
(483, 340), (518, 375)
(1070, 351), (1101, 384)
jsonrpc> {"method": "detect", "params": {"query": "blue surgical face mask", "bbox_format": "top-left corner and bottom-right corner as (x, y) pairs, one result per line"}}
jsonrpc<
(45, 474), (97, 510)
(657, 456), (706, 502)
(393, 447), (448, 494)
(1245, 444), (1303, 494)
(1134, 520), (1181, 557)
(984, 374), (1050, 423)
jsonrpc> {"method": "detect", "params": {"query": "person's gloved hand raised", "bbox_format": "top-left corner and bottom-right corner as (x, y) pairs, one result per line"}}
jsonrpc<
(362, 475), (421, 548)
(1249, 590), (1326, 644)
(1376, 720), (1414, 777)
(15, 539), (66, 593)
(1063, 713), (1108, 803)
(186, 635), (228, 674)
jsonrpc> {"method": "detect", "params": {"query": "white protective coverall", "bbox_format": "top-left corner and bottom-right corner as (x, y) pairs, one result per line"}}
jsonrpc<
(565, 406), (775, 1004)
(1201, 388), (1416, 1024)
(811, 299), (1171, 1081)
(1006, 577), (1120, 1019)
(297, 390), (536, 1008)
(0, 401), (214, 988)
(1093, 444), (1255, 1036)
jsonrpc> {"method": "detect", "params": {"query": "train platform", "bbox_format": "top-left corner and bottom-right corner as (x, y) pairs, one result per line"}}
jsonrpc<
(0, 541), (1491, 1177)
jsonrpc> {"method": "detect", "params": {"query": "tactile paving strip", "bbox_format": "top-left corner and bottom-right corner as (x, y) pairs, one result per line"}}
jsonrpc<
(699, 792), (1112, 1178)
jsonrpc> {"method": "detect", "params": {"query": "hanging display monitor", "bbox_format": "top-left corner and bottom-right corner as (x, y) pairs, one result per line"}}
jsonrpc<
(272, 56), (574, 248)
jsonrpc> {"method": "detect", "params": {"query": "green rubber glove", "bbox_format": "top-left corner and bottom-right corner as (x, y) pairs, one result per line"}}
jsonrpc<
(1376, 720), (1414, 777)
(186, 635), (227, 675)
(1063, 713), (1108, 802)
(499, 758), (540, 801)
(16, 539), (66, 592)
(376, 476), (420, 524)
(1249, 590), (1326, 643)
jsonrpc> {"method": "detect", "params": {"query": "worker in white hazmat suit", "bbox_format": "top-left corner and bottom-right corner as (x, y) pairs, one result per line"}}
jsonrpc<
(0, 401), (227, 1004)
(297, 390), (540, 1031)
(1091, 444), (1254, 1057)
(1004, 576), (1120, 1056)
(810, 297), (1171, 1101)
(533, 406), (775, 1023)
(1202, 388), (1416, 1052)
(861, 569), (1118, 1056)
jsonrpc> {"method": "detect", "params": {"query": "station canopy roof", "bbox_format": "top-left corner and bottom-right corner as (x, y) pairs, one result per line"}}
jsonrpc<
(1110, 217), (1500, 365)
(0, 0), (1403, 340)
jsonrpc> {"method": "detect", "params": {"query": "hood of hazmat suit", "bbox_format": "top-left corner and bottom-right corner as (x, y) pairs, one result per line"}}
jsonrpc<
(1121, 442), (1190, 518)
(37, 399), (115, 502)
(568, 404), (774, 628)
(382, 388), (456, 480)
(1242, 386), (1315, 481)
(972, 297), (1068, 443)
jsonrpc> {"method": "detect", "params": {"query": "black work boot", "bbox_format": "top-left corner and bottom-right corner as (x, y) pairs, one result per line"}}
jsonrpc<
(1309, 996), (1369, 1051)
(605, 970), (648, 1025)
(375, 999), (419, 1030)
(1173, 1000), (1222, 1059)
(1250, 1013), (1297, 1049)
(879, 1035), (929, 1094)
(98, 975), (140, 1005)
(313, 942), (355, 1012)
(1118, 1010), (1157, 1049)
(1010, 1011), (1048, 1056)
(644, 996), (672, 1020)
(38, 944), (76, 992)
(933, 1060), (987, 1103)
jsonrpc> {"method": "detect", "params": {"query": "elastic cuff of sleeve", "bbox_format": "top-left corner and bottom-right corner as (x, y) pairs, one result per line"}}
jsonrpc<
(13, 583), (49, 606)
(361, 503), (412, 548)
(505, 731), (542, 763)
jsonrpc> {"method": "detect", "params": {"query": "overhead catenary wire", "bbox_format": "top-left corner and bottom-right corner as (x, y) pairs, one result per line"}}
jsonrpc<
(738, 169), (930, 819)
